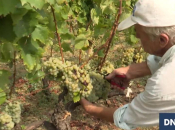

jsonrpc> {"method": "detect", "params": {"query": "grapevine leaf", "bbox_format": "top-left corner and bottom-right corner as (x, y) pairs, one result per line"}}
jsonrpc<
(27, 70), (45, 83)
(62, 42), (73, 53)
(13, 11), (38, 38)
(54, 4), (62, 13)
(73, 92), (79, 96)
(18, 37), (43, 71)
(73, 93), (80, 103)
(77, 15), (87, 24)
(100, 0), (112, 13)
(45, 0), (55, 5)
(20, 52), (37, 71)
(119, 12), (131, 22)
(60, 5), (70, 20)
(11, 8), (28, 25)
(91, 8), (101, 24)
(0, 15), (16, 42)
(98, 49), (105, 57)
(74, 35), (88, 49)
(32, 25), (49, 43)
(57, 22), (69, 34)
(56, 0), (66, 5)
(20, 0), (45, 9)
(18, 37), (44, 56)
(0, 0), (21, 16)
(130, 35), (138, 44)
(0, 70), (11, 90)
(0, 88), (6, 105)
(60, 33), (74, 40)
(0, 43), (14, 62)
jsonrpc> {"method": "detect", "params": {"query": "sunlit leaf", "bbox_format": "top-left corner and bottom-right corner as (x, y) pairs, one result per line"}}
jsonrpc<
(0, 0), (20, 16)
(0, 70), (11, 90)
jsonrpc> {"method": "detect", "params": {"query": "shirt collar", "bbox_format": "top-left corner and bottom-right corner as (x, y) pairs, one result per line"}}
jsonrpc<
(159, 45), (175, 65)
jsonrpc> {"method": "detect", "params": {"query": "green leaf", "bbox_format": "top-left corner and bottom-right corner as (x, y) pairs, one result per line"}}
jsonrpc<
(62, 42), (73, 53)
(32, 25), (49, 43)
(130, 34), (138, 44)
(98, 49), (105, 57)
(60, 5), (70, 20)
(21, 52), (37, 71)
(119, 12), (131, 22)
(0, 43), (14, 62)
(0, 88), (6, 105)
(91, 8), (100, 24)
(73, 93), (80, 103)
(77, 15), (87, 24)
(45, 0), (55, 5)
(21, 0), (45, 9)
(74, 34), (88, 49)
(0, 15), (16, 42)
(100, 0), (112, 13)
(18, 37), (44, 71)
(0, 0), (21, 16)
(56, 0), (66, 5)
(0, 70), (11, 90)
(73, 92), (79, 96)
(27, 70), (45, 83)
(54, 4), (62, 13)
(11, 8), (28, 25)
(13, 11), (38, 38)
(18, 37), (44, 56)
(60, 33), (74, 40)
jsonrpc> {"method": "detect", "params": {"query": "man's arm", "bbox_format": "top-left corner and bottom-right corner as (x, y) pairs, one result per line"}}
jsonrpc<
(80, 98), (117, 123)
(126, 61), (151, 79)
(106, 61), (151, 80)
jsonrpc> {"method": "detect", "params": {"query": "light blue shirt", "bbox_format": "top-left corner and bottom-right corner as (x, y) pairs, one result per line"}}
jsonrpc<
(113, 45), (175, 130)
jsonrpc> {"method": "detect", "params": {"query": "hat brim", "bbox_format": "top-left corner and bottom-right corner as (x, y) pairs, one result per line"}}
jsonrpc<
(118, 16), (136, 31)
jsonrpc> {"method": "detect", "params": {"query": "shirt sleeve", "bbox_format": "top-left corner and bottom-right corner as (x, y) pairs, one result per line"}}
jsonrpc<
(146, 55), (160, 74)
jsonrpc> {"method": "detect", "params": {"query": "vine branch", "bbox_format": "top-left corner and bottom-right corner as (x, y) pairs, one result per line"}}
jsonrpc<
(9, 51), (16, 98)
(51, 6), (64, 63)
(98, 0), (123, 70)
(80, 0), (122, 69)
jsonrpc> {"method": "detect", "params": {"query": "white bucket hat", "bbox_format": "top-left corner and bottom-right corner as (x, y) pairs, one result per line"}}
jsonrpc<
(118, 0), (175, 31)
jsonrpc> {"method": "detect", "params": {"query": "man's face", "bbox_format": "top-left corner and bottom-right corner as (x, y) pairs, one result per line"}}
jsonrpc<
(134, 24), (161, 55)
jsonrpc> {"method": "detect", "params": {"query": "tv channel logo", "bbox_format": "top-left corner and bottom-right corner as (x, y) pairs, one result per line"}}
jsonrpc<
(159, 113), (175, 130)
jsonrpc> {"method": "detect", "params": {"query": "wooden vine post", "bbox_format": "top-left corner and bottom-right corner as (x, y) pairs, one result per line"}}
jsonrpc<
(51, 6), (64, 63)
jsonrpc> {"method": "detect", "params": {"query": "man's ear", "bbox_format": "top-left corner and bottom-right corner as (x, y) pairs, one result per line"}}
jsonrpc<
(159, 34), (169, 47)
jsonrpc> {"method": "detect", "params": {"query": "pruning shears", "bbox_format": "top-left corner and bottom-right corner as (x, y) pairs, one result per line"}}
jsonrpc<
(99, 73), (126, 90)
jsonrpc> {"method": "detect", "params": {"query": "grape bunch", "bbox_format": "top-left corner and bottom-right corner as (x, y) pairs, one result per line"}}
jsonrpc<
(117, 46), (147, 66)
(44, 58), (93, 102)
(101, 60), (114, 74)
(4, 101), (21, 124)
(121, 48), (135, 66)
(43, 57), (67, 78)
(61, 64), (93, 99)
(0, 112), (14, 130)
(133, 48), (146, 63)
(44, 57), (112, 103)
(87, 72), (110, 102)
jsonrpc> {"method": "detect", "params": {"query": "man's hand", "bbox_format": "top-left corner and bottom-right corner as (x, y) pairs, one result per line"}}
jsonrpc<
(105, 67), (130, 90)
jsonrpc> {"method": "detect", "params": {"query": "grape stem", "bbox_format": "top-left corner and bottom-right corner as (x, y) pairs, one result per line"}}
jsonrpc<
(98, 0), (123, 71)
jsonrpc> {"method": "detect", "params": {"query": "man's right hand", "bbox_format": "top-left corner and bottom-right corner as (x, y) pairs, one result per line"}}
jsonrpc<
(105, 62), (151, 90)
(105, 67), (130, 90)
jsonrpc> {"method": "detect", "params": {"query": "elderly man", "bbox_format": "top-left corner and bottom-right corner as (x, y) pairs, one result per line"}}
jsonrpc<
(80, 0), (175, 129)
